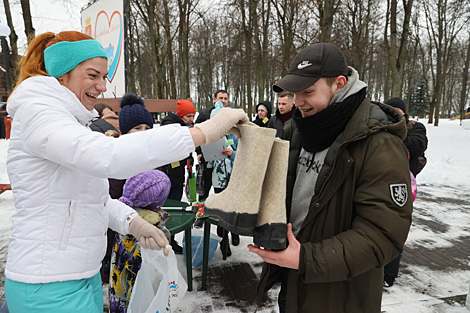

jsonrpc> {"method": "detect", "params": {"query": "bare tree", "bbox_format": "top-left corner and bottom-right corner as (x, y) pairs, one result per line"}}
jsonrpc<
(458, 37), (470, 122)
(234, 0), (257, 117)
(161, 0), (177, 99)
(271, 0), (300, 76)
(2, 0), (19, 87)
(177, 0), (197, 99)
(423, 0), (468, 125)
(133, 0), (165, 99)
(254, 0), (271, 103)
(19, 0), (35, 43)
(125, 0), (137, 94)
(316, 0), (340, 42)
(387, 0), (414, 98)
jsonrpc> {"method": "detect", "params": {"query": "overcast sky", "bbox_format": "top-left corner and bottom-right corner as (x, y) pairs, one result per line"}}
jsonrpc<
(1, 0), (90, 52)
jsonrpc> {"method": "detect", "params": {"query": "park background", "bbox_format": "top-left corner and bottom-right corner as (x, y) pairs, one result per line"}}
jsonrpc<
(1, 0), (470, 122)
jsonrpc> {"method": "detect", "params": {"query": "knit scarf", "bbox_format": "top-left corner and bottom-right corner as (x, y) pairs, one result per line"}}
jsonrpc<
(281, 109), (293, 124)
(293, 87), (367, 153)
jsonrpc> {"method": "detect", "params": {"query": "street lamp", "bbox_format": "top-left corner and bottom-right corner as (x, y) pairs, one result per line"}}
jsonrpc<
(0, 22), (11, 95)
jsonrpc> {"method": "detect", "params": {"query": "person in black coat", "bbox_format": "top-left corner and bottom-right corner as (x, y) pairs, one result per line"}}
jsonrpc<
(383, 97), (428, 287)
(267, 91), (296, 138)
(159, 100), (196, 253)
(194, 90), (229, 201)
(386, 97), (428, 177)
(253, 100), (272, 127)
(89, 103), (120, 134)
(160, 100), (196, 201)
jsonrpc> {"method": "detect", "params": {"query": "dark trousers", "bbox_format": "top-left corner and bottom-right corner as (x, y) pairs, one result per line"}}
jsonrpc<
(199, 166), (213, 201)
(167, 185), (184, 201)
(214, 187), (226, 238)
(278, 267), (289, 313)
(384, 254), (402, 284)
(100, 228), (116, 284)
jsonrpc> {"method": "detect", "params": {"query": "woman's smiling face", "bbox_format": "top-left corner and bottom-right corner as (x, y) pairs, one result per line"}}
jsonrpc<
(59, 57), (108, 111)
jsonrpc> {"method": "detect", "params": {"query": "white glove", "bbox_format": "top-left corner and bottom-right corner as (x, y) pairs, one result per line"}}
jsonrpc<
(129, 216), (170, 256)
(195, 107), (249, 144)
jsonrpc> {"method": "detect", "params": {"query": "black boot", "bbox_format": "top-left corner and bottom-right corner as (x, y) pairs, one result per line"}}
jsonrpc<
(217, 226), (224, 237)
(170, 235), (183, 254)
(231, 233), (240, 246)
(220, 238), (232, 257)
(194, 217), (204, 229)
(383, 276), (394, 287)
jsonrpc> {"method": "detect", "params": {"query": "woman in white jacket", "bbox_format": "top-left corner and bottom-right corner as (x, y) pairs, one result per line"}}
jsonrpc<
(4, 31), (247, 313)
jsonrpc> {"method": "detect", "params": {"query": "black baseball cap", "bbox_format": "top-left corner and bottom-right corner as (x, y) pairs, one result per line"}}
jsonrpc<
(273, 43), (348, 93)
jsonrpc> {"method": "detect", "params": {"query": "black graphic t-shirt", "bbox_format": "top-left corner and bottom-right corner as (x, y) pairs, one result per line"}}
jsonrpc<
(291, 147), (329, 236)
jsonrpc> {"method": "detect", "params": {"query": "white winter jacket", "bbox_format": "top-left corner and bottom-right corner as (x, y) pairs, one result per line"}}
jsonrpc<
(6, 76), (195, 284)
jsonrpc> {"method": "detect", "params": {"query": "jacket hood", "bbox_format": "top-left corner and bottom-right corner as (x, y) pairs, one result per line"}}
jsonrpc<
(7, 76), (98, 125)
(324, 67), (406, 143)
(161, 111), (186, 127)
(101, 109), (118, 121)
(256, 100), (272, 116)
(342, 98), (407, 144)
(330, 67), (368, 105)
(101, 109), (120, 132)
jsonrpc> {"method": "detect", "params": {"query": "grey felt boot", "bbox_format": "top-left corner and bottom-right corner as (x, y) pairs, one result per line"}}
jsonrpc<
(204, 123), (276, 236)
(253, 138), (289, 250)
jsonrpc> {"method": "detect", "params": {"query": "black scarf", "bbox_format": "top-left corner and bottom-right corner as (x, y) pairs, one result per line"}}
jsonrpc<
(293, 87), (367, 153)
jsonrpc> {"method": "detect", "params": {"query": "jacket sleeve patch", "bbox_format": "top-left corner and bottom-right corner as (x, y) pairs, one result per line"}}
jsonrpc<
(390, 184), (408, 207)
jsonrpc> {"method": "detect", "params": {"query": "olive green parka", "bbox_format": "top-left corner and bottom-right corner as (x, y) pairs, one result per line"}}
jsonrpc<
(258, 99), (413, 313)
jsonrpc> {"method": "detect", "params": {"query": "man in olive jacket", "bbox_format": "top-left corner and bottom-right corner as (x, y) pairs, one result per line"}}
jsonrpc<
(248, 43), (413, 312)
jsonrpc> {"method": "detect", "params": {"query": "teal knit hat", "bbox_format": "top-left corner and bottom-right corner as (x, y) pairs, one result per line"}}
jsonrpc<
(44, 39), (108, 78)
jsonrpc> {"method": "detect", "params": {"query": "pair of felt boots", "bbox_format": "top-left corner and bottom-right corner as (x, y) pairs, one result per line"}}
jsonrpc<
(204, 123), (288, 250)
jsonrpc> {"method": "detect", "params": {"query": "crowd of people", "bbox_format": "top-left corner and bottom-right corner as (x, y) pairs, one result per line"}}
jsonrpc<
(2, 30), (424, 313)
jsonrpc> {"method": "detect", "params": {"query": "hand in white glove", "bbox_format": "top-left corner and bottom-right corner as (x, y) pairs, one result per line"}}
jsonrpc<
(195, 107), (249, 144)
(129, 216), (170, 256)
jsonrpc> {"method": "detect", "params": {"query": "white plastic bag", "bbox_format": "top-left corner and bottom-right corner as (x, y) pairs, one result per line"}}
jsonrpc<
(128, 246), (187, 313)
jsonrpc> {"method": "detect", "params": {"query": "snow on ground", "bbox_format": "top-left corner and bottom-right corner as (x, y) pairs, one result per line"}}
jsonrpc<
(380, 118), (470, 313)
(1, 118), (470, 312)
(418, 118), (470, 187)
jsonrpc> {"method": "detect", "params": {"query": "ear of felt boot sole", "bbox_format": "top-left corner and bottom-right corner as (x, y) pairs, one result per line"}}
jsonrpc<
(203, 123), (277, 235)
(253, 223), (287, 250)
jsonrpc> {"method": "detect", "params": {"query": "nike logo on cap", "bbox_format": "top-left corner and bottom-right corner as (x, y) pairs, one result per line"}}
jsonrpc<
(297, 61), (312, 70)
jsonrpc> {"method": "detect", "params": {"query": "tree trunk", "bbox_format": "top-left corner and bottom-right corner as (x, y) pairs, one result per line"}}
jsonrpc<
(3, 0), (19, 87)
(20, 0), (35, 43)
(126, 0), (136, 94)
(138, 0), (164, 99)
(383, 0), (391, 101)
(162, 0), (176, 99)
(272, 0), (297, 76)
(240, 0), (255, 118)
(177, 0), (191, 99)
(459, 39), (470, 122)
(254, 0), (270, 103)
(388, 0), (398, 97)
(318, 0), (336, 42)
(392, 0), (414, 97)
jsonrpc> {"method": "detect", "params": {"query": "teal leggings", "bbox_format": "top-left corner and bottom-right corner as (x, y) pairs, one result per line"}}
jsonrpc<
(5, 273), (103, 313)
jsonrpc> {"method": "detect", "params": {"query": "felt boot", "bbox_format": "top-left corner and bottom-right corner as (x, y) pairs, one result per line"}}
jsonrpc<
(253, 138), (289, 250)
(204, 123), (276, 236)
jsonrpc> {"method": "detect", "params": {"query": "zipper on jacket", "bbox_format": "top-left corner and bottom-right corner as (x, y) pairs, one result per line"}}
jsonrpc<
(313, 133), (367, 203)
(59, 200), (74, 250)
